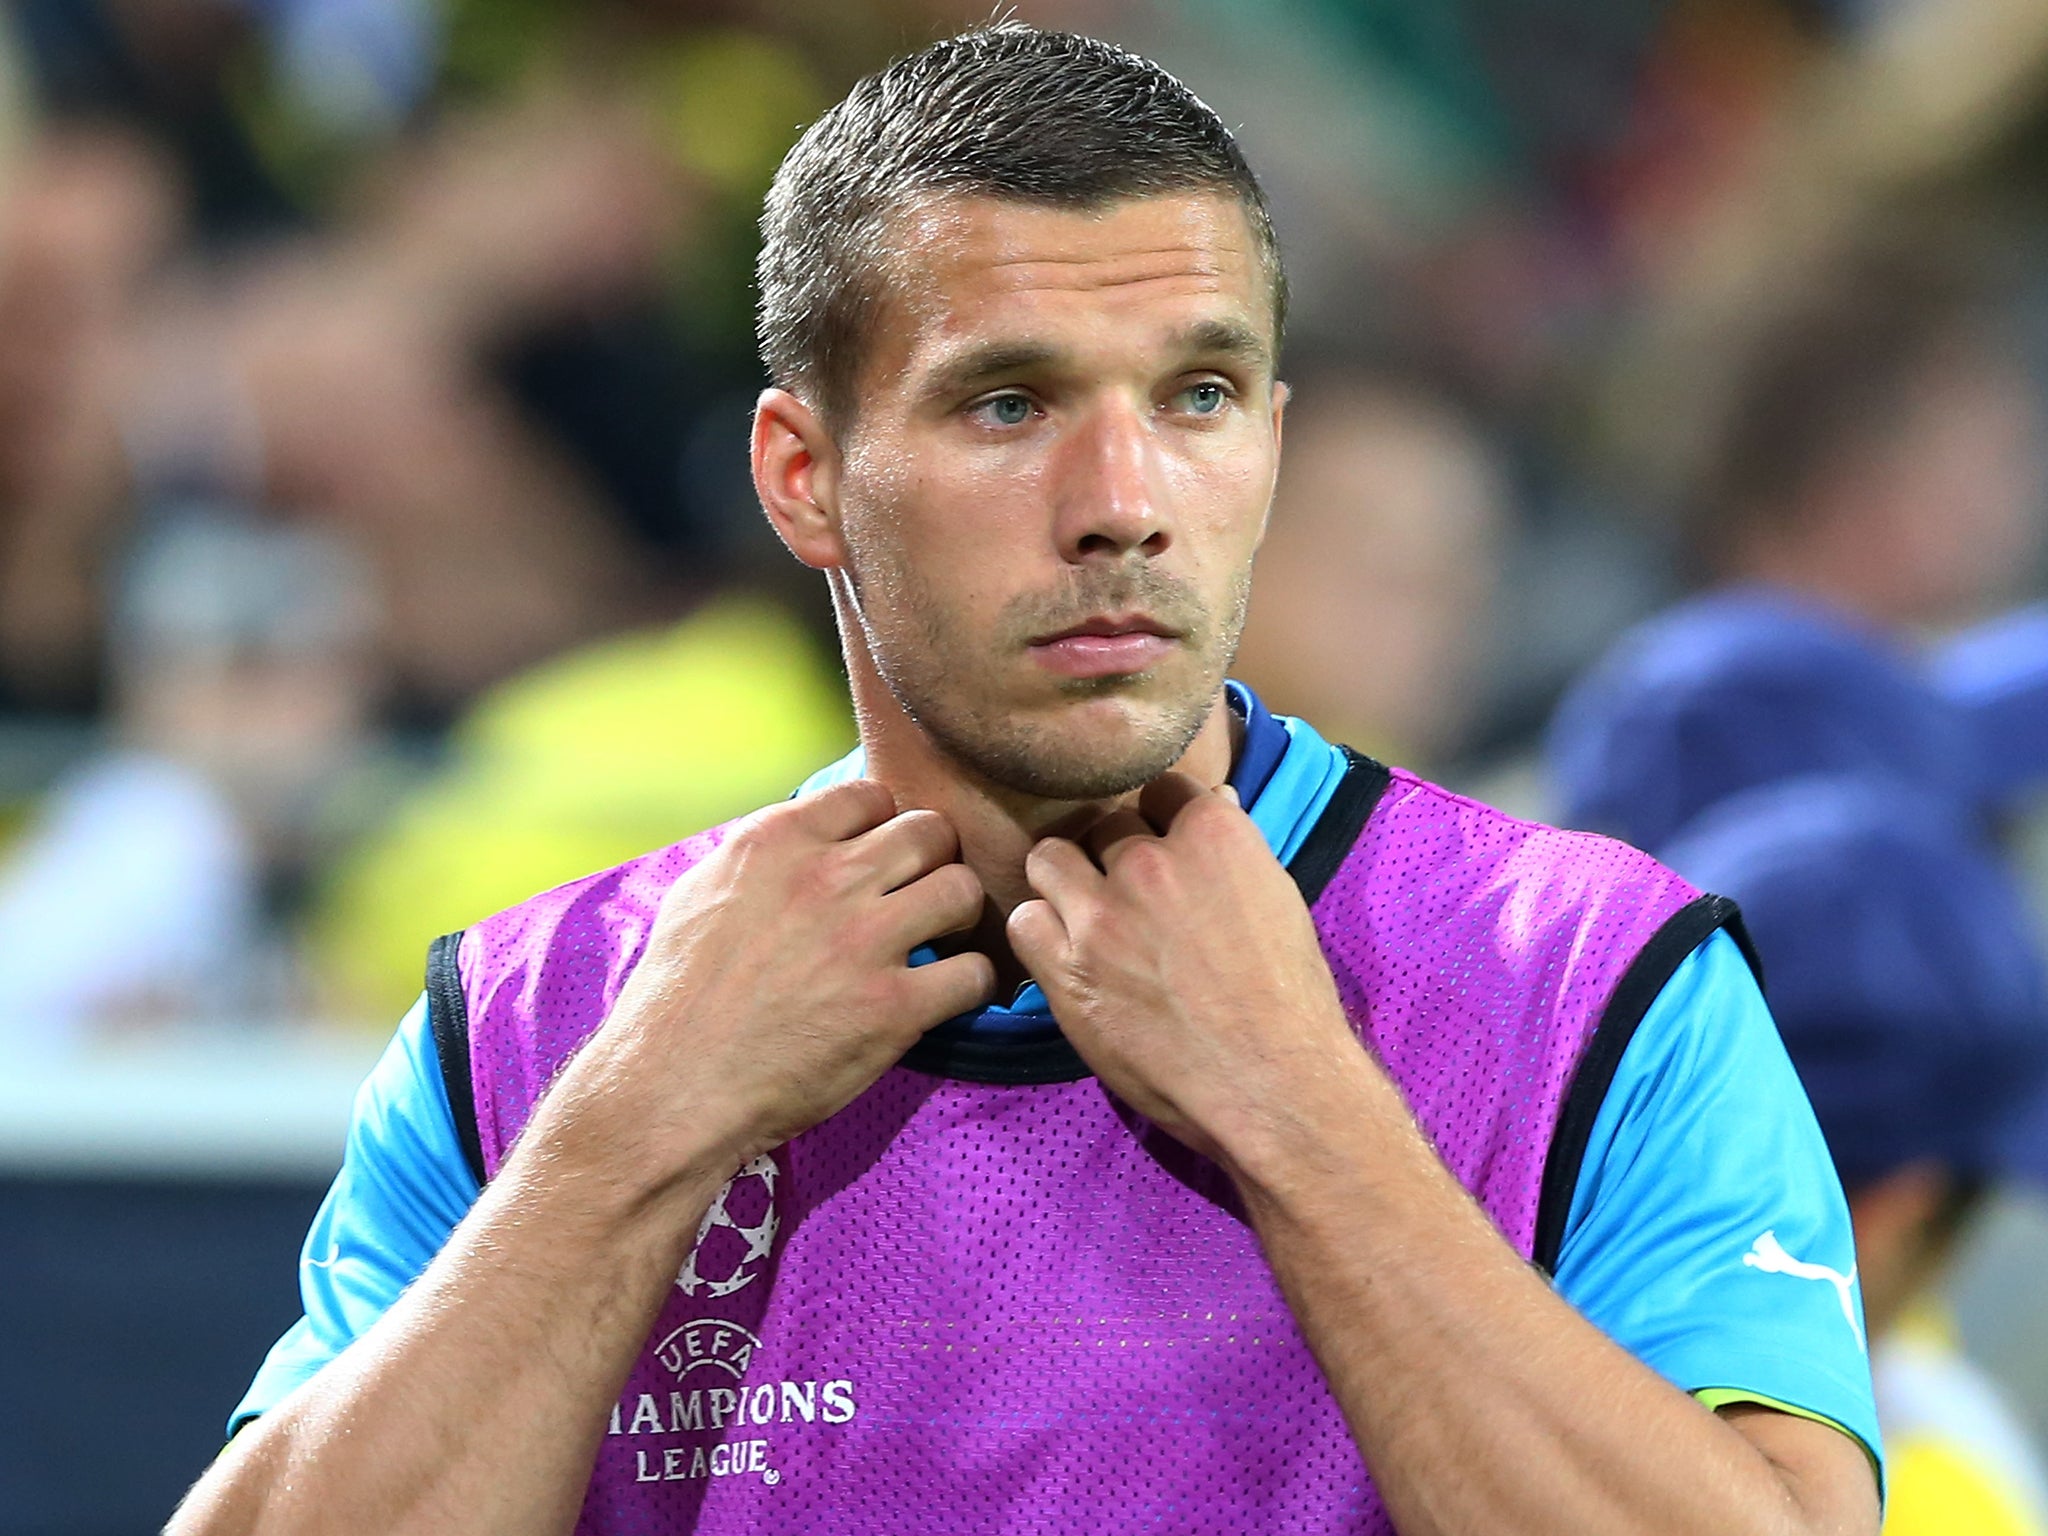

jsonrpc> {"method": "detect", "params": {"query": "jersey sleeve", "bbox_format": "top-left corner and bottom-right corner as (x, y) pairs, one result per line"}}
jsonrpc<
(1550, 929), (1884, 1477)
(227, 994), (482, 1435)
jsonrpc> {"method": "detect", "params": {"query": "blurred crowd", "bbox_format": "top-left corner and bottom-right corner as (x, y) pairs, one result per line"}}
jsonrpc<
(0, 0), (2037, 1031)
(5, 0), (2048, 1521)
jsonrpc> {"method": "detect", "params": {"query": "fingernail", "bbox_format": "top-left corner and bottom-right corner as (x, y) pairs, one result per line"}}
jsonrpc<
(1219, 784), (1240, 806)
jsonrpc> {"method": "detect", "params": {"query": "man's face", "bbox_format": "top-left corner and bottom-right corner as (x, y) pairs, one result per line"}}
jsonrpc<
(828, 191), (1284, 801)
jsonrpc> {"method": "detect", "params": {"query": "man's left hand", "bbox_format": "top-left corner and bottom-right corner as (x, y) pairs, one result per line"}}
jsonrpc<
(1007, 772), (1368, 1172)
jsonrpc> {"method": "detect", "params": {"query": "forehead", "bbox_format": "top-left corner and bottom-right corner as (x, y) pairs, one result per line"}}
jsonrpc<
(865, 192), (1274, 383)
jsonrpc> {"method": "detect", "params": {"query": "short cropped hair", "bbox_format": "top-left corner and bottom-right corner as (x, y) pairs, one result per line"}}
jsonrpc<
(757, 23), (1285, 431)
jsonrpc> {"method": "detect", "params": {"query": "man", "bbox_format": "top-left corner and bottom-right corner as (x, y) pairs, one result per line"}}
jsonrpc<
(170, 25), (1881, 1535)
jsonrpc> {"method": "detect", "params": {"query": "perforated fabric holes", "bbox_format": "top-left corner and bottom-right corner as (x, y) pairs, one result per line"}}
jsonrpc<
(457, 769), (1701, 1533)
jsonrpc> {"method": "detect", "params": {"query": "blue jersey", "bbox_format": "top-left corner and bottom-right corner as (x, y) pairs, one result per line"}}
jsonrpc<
(234, 691), (1883, 1481)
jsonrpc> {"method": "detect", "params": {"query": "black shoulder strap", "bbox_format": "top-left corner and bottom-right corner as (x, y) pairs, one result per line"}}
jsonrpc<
(1530, 894), (1756, 1276)
(1290, 747), (1392, 907)
(426, 930), (489, 1187)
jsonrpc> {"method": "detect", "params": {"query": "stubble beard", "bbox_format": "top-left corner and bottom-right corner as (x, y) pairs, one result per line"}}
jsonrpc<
(846, 547), (1253, 802)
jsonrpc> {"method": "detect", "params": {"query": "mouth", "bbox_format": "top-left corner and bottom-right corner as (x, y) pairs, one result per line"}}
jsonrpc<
(1026, 613), (1183, 679)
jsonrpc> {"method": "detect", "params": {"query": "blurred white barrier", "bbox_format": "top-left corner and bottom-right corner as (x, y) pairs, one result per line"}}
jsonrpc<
(0, 1027), (382, 1178)
(1951, 1189), (2048, 1455)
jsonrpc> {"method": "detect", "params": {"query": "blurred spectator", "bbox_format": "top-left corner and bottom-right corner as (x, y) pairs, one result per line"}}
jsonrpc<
(1678, 243), (2047, 636)
(1935, 607), (2048, 816)
(0, 0), (933, 1049)
(13, 0), (303, 242)
(1662, 775), (2048, 1536)
(0, 81), (670, 723)
(1547, 586), (1983, 851)
(0, 506), (379, 1048)
(0, 122), (180, 712)
(306, 594), (850, 1023)
(1548, 577), (2048, 1532)
(0, 0), (854, 729)
(1234, 367), (1508, 768)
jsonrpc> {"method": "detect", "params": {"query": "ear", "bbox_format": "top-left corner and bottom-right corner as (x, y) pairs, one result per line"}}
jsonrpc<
(752, 388), (846, 570)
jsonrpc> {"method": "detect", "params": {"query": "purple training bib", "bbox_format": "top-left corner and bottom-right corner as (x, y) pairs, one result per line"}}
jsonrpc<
(427, 756), (1725, 1534)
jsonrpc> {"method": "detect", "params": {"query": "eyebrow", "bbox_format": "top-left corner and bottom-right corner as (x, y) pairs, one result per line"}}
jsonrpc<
(914, 320), (1273, 405)
(916, 342), (1064, 404)
(1173, 318), (1271, 370)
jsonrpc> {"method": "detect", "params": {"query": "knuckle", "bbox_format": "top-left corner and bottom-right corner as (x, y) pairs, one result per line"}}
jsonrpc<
(813, 844), (868, 900)
(1068, 907), (1109, 953)
(723, 808), (792, 867)
(744, 799), (803, 840)
(844, 778), (897, 820)
(883, 810), (949, 872)
(894, 807), (946, 842)
(1115, 839), (1174, 888)
(938, 863), (984, 912)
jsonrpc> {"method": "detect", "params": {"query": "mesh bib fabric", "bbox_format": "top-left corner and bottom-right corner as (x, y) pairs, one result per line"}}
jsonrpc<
(447, 765), (1711, 1534)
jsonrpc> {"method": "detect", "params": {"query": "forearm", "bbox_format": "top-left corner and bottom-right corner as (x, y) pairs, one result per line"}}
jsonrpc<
(166, 1105), (732, 1536)
(167, 780), (989, 1535)
(1230, 1056), (1872, 1536)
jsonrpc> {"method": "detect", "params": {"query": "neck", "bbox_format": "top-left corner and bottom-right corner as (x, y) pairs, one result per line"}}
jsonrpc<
(841, 644), (1239, 994)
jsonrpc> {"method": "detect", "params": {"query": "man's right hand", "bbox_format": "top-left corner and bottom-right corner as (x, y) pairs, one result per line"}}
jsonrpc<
(533, 778), (996, 1211)
(164, 780), (988, 1536)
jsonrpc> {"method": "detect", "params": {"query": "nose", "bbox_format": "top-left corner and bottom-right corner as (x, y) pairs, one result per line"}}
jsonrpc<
(1052, 398), (1173, 563)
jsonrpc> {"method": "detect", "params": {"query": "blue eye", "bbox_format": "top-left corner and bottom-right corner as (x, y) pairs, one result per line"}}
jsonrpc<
(978, 393), (1033, 427)
(1182, 382), (1228, 415)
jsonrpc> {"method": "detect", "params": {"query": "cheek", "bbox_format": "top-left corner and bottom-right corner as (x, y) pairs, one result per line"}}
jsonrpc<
(1175, 439), (1275, 573)
(840, 471), (1001, 641)
(875, 456), (1049, 599)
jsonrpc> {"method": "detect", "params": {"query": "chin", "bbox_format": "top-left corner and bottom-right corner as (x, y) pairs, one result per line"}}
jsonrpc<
(936, 687), (1212, 802)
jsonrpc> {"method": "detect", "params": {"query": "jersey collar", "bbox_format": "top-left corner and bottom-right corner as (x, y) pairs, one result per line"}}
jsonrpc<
(899, 680), (1333, 1034)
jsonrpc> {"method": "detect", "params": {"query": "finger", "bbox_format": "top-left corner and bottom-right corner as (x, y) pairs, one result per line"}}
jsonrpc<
(1079, 808), (1156, 871)
(903, 949), (998, 1027)
(1023, 835), (1103, 915)
(1137, 771), (1211, 834)
(789, 777), (897, 842)
(1006, 896), (1069, 979)
(880, 861), (987, 948)
(845, 808), (960, 893)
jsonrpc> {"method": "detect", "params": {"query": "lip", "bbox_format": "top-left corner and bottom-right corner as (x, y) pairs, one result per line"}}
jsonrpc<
(1027, 614), (1181, 679)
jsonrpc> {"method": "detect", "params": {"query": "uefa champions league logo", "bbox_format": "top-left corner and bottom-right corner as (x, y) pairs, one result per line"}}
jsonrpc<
(620, 1152), (857, 1490)
(677, 1154), (780, 1298)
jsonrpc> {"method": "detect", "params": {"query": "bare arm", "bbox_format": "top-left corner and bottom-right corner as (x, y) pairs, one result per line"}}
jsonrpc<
(167, 781), (993, 1536)
(1010, 774), (1879, 1536)
(1231, 1052), (1879, 1536)
(165, 1086), (730, 1536)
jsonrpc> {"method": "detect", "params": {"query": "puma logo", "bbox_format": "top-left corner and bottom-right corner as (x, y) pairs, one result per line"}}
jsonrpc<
(1743, 1231), (1864, 1348)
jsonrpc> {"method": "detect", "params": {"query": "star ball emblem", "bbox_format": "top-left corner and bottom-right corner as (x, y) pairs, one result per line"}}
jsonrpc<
(677, 1153), (780, 1298)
